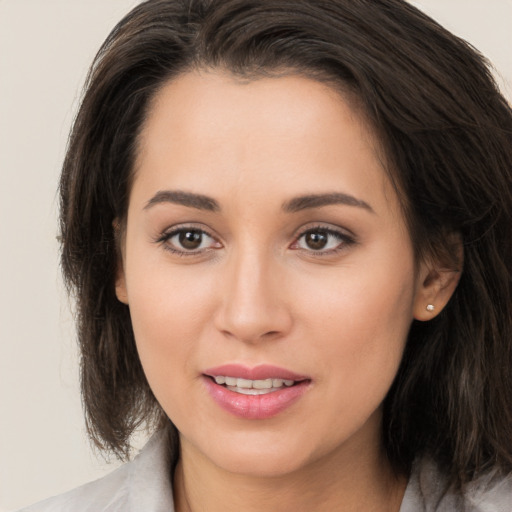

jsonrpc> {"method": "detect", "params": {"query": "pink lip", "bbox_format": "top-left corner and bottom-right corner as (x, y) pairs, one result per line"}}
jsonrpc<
(204, 364), (308, 381)
(202, 364), (311, 420)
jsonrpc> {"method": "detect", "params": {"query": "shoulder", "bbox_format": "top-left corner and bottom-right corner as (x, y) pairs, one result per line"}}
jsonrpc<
(17, 431), (175, 512)
(17, 462), (131, 512)
(401, 457), (512, 512)
(463, 468), (512, 511)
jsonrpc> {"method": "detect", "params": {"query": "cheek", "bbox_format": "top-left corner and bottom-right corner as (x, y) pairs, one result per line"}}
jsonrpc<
(298, 254), (415, 343)
(124, 255), (216, 402)
(299, 253), (416, 410)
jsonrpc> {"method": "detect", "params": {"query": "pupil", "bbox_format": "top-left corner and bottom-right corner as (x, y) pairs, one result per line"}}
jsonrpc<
(179, 230), (202, 249)
(306, 231), (328, 250)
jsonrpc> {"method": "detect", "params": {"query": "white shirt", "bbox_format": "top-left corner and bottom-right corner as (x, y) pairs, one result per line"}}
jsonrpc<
(18, 430), (512, 511)
(19, 432), (175, 512)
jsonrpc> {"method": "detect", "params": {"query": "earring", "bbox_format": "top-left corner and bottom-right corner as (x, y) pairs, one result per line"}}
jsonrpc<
(426, 304), (435, 312)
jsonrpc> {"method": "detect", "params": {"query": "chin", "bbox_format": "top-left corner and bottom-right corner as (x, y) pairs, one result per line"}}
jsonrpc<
(214, 448), (311, 478)
(186, 427), (323, 478)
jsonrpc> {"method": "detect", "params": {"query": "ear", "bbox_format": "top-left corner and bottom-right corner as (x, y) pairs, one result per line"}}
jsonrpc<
(115, 262), (129, 305)
(113, 219), (129, 305)
(413, 236), (463, 321)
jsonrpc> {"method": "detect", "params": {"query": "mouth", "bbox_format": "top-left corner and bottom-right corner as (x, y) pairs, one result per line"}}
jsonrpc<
(207, 375), (300, 395)
(202, 364), (311, 419)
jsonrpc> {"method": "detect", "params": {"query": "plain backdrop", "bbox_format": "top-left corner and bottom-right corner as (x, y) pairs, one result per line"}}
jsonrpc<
(0, 1), (510, 510)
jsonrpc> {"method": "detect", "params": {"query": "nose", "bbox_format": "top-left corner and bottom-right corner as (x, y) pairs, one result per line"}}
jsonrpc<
(213, 248), (293, 344)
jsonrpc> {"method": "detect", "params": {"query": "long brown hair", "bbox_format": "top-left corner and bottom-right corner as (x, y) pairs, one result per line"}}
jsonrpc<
(60, 0), (512, 486)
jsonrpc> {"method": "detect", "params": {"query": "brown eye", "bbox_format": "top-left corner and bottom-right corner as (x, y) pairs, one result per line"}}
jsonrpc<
(293, 227), (353, 254)
(179, 230), (203, 250)
(161, 227), (220, 255)
(304, 231), (328, 250)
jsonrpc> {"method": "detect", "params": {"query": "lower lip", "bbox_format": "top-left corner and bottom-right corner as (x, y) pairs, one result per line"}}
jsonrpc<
(203, 376), (310, 420)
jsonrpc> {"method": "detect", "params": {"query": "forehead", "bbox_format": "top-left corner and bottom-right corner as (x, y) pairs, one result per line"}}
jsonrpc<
(132, 69), (400, 221)
(140, 70), (375, 152)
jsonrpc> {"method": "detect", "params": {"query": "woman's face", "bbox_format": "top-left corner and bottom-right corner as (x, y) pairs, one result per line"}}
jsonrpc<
(117, 70), (431, 477)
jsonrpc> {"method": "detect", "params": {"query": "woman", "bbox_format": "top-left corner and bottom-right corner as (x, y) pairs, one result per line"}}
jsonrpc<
(20, 0), (512, 510)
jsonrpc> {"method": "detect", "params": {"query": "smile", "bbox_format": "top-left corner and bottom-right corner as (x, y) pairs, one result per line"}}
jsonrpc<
(203, 364), (311, 419)
(213, 376), (295, 395)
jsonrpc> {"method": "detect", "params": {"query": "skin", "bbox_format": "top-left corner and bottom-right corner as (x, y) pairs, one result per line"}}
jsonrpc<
(116, 70), (459, 511)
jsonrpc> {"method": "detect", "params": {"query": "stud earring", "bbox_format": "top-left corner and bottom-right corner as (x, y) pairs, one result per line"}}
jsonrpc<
(426, 304), (435, 312)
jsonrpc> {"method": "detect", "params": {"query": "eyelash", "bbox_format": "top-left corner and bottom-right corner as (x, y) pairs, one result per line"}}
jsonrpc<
(291, 225), (356, 256)
(155, 225), (219, 257)
(155, 224), (356, 257)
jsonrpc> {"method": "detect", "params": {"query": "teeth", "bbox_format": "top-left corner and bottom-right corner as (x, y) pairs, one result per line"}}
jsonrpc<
(253, 379), (273, 389)
(236, 378), (253, 389)
(226, 387), (277, 395)
(212, 375), (297, 390)
(225, 376), (237, 386)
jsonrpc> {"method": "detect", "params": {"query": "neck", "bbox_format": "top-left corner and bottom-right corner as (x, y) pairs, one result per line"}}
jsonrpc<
(173, 430), (407, 512)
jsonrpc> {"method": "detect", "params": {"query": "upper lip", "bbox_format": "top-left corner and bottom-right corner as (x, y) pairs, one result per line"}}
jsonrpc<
(203, 364), (309, 381)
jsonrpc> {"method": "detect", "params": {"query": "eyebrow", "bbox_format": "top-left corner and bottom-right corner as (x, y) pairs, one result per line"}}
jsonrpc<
(144, 190), (373, 214)
(144, 190), (220, 212)
(282, 192), (374, 213)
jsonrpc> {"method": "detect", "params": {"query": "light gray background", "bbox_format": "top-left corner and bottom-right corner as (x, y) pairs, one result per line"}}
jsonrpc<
(1, 1), (511, 510)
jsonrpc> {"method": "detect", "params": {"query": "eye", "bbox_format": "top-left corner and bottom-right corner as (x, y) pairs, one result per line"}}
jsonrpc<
(291, 226), (355, 254)
(157, 227), (221, 255)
